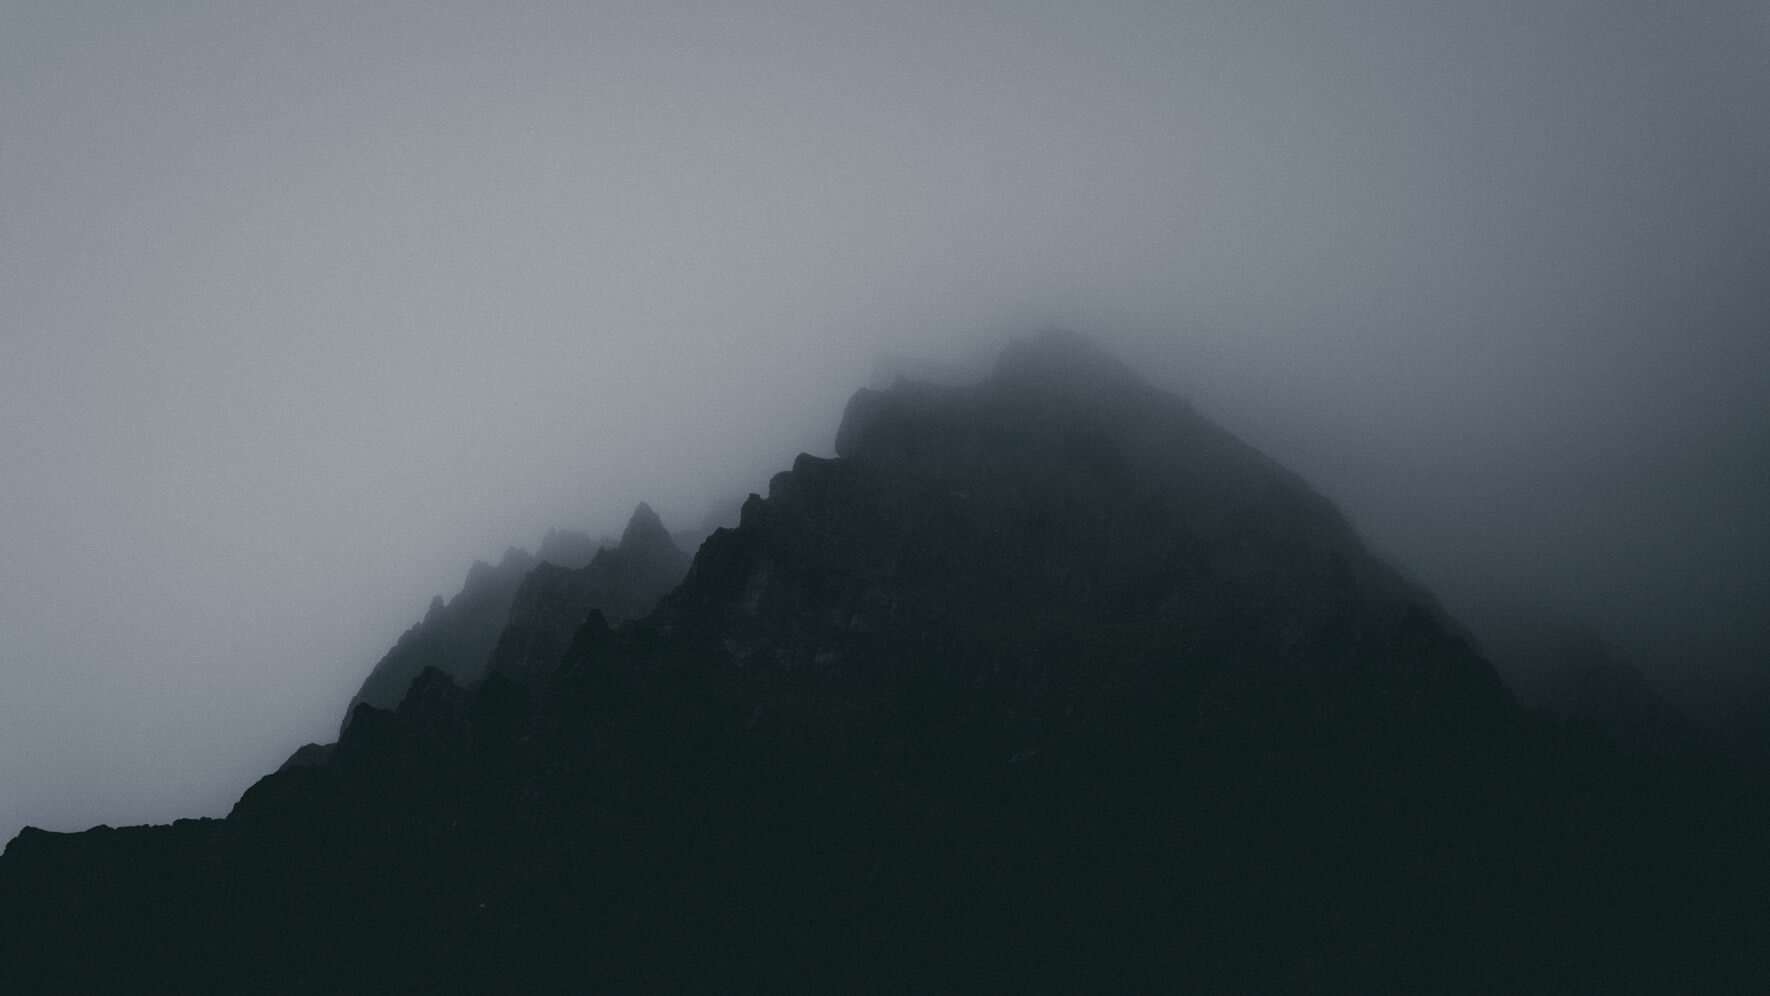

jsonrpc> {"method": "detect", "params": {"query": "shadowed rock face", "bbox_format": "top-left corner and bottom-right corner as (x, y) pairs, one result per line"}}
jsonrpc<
(666, 329), (1509, 743)
(340, 546), (539, 730)
(339, 514), (683, 734)
(487, 503), (689, 689)
(3, 331), (1767, 993)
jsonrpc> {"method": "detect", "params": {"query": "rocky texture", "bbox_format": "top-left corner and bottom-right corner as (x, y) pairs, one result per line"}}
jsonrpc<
(338, 514), (674, 734)
(487, 503), (689, 690)
(3, 330), (1767, 992)
(340, 546), (539, 730)
(670, 331), (1503, 709)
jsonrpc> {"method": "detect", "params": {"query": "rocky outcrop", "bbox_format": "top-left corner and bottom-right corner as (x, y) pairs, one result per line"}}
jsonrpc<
(335, 508), (685, 739)
(487, 503), (689, 689)
(664, 329), (1509, 761)
(340, 546), (539, 731)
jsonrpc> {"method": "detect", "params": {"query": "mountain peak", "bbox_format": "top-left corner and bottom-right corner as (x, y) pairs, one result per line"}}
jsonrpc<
(8, 332), (1754, 992)
(619, 502), (673, 555)
(990, 327), (1143, 398)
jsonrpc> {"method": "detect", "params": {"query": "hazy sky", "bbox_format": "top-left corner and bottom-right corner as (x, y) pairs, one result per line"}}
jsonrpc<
(3, 1), (1766, 838)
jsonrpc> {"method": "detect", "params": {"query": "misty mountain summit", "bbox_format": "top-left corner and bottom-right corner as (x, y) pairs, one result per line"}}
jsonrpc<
(665, 328), (1509, 746)
(3, 330), (1767, 992)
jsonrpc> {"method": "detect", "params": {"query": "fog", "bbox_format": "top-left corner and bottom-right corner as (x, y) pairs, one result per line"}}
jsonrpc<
(3, 1), (1766, 839)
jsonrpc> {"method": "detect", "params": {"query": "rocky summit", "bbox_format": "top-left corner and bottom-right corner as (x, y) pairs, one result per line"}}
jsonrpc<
(2, 330), (1766, 992)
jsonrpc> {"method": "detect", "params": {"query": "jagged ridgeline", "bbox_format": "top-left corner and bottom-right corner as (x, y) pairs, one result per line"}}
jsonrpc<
(330, 505), (689, 741)
(2, 331), (1766, 992)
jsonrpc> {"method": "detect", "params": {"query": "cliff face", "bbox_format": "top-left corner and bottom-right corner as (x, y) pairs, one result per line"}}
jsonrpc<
(2, 331), (1766, 992)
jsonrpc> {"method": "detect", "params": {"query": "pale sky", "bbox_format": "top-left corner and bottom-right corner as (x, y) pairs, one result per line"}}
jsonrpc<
(3, 1), (1767, 838)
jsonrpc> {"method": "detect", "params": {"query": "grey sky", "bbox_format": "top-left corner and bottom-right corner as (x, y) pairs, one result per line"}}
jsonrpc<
(3, 1), (1766, 837)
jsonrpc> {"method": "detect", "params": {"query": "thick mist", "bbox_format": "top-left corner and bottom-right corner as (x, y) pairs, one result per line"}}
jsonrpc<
(3, 2), (1766, 839)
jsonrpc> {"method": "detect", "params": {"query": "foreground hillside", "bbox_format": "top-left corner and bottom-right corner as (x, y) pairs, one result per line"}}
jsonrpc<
(4, 332), (1765, 992)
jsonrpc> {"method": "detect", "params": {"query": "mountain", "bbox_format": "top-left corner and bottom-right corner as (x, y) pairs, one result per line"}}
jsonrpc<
(484, 502), (688, 690)
(339, 545), (539, 728)
(3, 330), (1766, 992)
(537, 526), (607, 570)
(337, 518), (675, 734)
(1448, 586), (1699, 748)
(672, 331), (1503, 690)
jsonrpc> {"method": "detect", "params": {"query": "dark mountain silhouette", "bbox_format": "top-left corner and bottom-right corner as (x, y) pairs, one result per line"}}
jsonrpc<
(339, 545), (539, 728)
(335, 518), (671, 735)
(485, 502), (689, 690)
(3, 330), (1766, 992)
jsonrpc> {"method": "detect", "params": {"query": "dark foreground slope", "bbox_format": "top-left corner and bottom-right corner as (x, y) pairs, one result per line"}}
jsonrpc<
(4, 332), (1767, 992)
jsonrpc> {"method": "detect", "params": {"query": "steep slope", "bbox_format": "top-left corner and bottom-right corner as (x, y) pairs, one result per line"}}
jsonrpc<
(3, 331), (1766, 992)
(338, 527), (618, 730)
(486, 503), (688, 688)
(669, 330), (1506, 712)
(339, 546), (539, 726)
